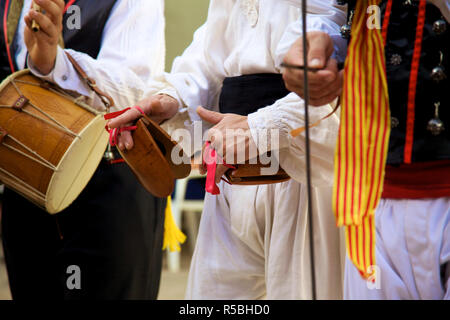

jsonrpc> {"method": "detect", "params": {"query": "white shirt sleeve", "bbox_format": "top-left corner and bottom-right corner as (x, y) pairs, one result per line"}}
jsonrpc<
(276, 0), (347, 66)
(248, 94), (339, 187)
(247, 0), (346, 186)
(158, 22), (223, 122)
(26, 0), (165, 112)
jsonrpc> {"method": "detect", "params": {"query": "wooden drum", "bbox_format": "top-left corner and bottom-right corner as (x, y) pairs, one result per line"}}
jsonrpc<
(0, 70), (109, 214)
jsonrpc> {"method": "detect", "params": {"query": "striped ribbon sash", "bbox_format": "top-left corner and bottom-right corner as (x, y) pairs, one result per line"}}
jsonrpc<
(333, 0), (390, 279)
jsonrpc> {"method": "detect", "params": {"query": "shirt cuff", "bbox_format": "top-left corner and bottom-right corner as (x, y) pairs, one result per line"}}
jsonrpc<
(27, 46), (90, 97)
(156, 87), (184, 110)
(247, 107), (292, 156)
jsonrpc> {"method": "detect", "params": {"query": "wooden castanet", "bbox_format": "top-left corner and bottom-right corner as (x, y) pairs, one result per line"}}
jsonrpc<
(0, 70), (109, 213)
(117, 114), (191, 198)
(224, 163), (290, 185)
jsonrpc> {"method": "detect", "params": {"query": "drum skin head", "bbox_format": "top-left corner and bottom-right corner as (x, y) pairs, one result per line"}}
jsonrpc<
(46, 115), (109, 214)
(0, 70), (109, 214)
(118, 116), (191, 198)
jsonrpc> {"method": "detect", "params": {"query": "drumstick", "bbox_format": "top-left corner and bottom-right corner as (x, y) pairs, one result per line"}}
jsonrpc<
(31, 2), (41, 32)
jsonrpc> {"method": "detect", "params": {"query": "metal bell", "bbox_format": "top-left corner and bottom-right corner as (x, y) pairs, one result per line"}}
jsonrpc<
(390, 54), (402, 66)
(427, 102), (445, 136)
(103, 151), (115, 161)
(403, 0), (413, 6)
(391, 117), (399, 129)
(427, 118), (445, 136)
(103, 144), (115, 161)
(433, 19), (447, 35)
(340, 24), (351, 39)
(431, 66), (446, 82)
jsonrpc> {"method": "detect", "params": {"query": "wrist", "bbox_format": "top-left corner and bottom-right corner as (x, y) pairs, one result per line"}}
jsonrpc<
(157, 94), (180, 119)
(36, 62), (55, 75)
(32, 52), (57, 75)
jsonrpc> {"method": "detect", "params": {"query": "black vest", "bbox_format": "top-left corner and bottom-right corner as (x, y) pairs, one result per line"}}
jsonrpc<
(340, 0), (449, 165)
(0, 0), (117, 81)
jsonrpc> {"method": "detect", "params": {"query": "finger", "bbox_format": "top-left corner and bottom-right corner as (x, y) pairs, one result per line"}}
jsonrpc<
(307, 32), (334, 69)
(215, 165), (229, 184)
(308, 65), (343, 100)
(286, 74), (339, 104)
(208, 128), (226, 159)
(283, 71), (305, 96)
(305, 58), (338, 85)
(53, 0), (66, 11)
(144, 98), (168, 123)
(290, 67), (339, 101)
(283, 64), (335, 90)
(308, 81), (341, 105)
(198, 163), (207, 175)
(107, 108), (142, 129)
(196, 106), (225, 125)
(284, 81), (305, 98)
(283, 37), (304, 66)
(198, 145), (207, 175)
(283, 68), (304, 87)
(310, 86), (343, 107)
(120, 130), (134, 151)
(35, 0), (63, 27)
(25, 20), (53, 44)
(24, 14), (34, 31)
(29, 10), (58, 39)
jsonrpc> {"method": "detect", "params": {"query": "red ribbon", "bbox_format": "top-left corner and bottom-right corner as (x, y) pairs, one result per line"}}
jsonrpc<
(104, 106), (144, 146)
(203, 142), (221, 195)
(203, 142), (236, 195)
(64, 0), (78, 13)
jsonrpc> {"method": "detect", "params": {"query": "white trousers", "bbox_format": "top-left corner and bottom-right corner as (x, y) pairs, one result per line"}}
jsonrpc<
(185, 179), (345, 300)
(345, 197), (450, 300)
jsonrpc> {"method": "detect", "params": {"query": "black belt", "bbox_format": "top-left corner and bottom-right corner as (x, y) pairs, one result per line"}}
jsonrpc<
(219, 73), (290, 116)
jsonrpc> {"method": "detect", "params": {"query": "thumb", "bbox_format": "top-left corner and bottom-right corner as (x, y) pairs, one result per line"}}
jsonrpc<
(196, 106), (225, 125)
(307, 32), (333, 69)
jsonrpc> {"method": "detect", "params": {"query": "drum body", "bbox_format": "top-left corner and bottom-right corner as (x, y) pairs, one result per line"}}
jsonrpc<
(0, 70), (108, 214)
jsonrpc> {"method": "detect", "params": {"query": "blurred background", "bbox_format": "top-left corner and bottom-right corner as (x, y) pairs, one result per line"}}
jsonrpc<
(0, 0), (210, 300)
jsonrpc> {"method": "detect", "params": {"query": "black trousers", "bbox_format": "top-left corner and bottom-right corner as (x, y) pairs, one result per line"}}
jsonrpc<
(1, 160), (166, 300)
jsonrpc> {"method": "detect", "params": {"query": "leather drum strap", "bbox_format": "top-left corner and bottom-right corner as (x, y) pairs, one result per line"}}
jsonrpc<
(65, 52), (115, 111)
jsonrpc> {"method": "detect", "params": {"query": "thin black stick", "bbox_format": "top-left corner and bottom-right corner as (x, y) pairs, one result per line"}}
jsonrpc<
(301, 0), (317, 300)
(280, 62), (322, 72)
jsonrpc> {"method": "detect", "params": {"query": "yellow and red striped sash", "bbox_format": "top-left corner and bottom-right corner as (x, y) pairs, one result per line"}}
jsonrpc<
(333, 0), (391, 279)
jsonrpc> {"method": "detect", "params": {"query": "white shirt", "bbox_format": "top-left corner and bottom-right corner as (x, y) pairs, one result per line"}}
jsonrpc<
(15, 0), (165, 112)
(157, 0), (346, 186)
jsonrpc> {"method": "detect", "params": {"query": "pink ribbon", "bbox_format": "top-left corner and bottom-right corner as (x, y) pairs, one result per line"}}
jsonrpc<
(203, 142), (236, 195)
(203, 142), (221, 195)
(104, 106), (145, 146)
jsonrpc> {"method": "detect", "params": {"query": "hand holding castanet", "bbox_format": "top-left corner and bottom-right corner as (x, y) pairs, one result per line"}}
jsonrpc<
(106, 94), (180, 151)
